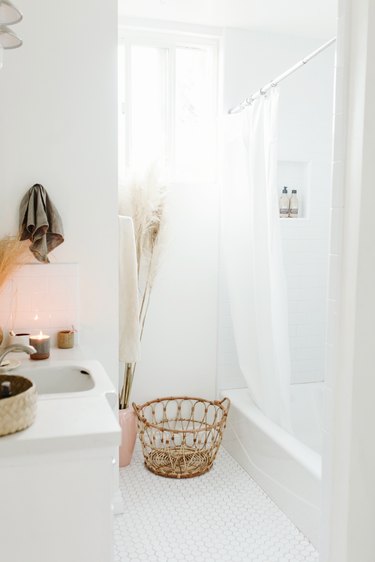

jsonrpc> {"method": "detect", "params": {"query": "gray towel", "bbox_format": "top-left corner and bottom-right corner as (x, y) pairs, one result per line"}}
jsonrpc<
(19, 184), (64, 263)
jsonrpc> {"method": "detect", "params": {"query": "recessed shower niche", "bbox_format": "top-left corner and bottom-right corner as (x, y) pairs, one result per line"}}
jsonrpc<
(278, 160), (310, 219)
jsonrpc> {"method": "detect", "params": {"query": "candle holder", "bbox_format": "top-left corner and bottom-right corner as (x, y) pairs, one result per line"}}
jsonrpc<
(29, 333), (50, 360)
(57, 330), (74, 349)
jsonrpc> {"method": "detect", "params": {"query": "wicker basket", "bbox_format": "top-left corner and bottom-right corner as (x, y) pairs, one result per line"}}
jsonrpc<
(133, 396), (230, 479)
(0, 375), (37, 437)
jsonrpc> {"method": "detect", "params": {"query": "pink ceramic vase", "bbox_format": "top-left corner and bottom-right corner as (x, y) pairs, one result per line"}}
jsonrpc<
(119, 407), (137, 467)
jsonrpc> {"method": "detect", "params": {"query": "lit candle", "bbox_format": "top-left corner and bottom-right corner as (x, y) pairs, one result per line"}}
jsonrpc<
(29, 331), (50, 360)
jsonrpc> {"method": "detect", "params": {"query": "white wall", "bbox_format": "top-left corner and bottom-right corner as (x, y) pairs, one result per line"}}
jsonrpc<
(130, 180), (219, 404)
(0, 0), (118, 381)
(119, 0), (337, 39)
(323, 0), (375, 560)
(217, 28), (334, 389)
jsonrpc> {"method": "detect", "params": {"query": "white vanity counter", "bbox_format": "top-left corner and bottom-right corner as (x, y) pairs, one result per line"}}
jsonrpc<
(0, 394), (120, 456)
(0, 350), (121, 562)
(0, 351), (120, 456)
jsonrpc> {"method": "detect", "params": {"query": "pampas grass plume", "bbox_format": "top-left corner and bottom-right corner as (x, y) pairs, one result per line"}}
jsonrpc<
(118, 165), (168, 409)
(0, 237), (29, 290)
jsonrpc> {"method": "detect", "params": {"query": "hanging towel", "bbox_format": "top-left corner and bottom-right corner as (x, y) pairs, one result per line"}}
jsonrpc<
(19, 184), (64, 263)
(119, 215), (140, 364)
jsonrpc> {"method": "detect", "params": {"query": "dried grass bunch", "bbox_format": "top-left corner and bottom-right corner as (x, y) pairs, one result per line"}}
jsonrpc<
(119, 167), (167, 409)
(0, 237), (29, 291)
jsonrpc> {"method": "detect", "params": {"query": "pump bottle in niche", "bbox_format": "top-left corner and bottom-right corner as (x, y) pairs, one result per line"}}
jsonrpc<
(289, 189), (299, 218)
(279, 186), (289, 218)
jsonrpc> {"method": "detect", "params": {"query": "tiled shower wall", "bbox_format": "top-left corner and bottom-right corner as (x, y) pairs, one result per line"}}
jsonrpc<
(280, 210), (331, 382)
(217, 159), (332, 389)
(218, 28), (334, 389)
(0, 264), (79, 346)
(217, 223), (330, 389)
(280, 157), (332, 384)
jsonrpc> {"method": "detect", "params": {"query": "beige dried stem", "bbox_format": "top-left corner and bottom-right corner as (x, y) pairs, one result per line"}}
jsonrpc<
(0, 237), (30, 291)
(119, 167), (167, 409)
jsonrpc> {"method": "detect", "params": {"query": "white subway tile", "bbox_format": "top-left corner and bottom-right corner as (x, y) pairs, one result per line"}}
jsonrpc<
(290, 322), (327, 339)
(284, 238), (331, 254)
(326, 298), (339, 347)
(289, 311), (326, 327)
(328, 254), (342, 300)
(323, 387), (334, 433)
(291, 367), (324, 384)
(285, 263), (326, 278)
(333, 67), (346, 117)
(331, 160), (345, 208)
(286, 274), (326, 290)
(47, 309), (78, 329)
(287, 286), (327, 302)
(336, 13), (349, 69)
(292, 346), (325, 362)
(325, 343), (335, 389)
(0, 280), (14, 313)
(0, 264), (79, 337)
(330, 207), (344, 255)
(290, 332), (326, 350)
(291, 355), (325, 371)
(337, 0), (347, 18)
(332, 113), (346, 162)
(288, 300), (327, 317)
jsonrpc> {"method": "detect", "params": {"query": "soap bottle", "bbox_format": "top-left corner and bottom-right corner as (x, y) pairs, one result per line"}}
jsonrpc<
(279, 186), (289, 218)
(289, 189), (299, 218)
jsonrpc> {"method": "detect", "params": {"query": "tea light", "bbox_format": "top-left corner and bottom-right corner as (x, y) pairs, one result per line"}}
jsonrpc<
(29, 331), (50, 360)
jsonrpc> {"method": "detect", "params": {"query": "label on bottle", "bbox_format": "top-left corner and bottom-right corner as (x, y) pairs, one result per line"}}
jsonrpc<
(289, 208), (299, 217)
(280, 208), (289, 217)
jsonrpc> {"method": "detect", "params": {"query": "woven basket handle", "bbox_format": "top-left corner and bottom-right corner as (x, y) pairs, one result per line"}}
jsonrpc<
(214, 397), (230, 413)
(132, 402), (141, 417)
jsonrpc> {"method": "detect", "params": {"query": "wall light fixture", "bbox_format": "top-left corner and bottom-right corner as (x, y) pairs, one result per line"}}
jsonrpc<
(0, 1), (22, 68)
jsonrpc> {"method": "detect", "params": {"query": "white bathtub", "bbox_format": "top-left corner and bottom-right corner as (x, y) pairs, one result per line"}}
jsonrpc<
(220, 383), (322, 547)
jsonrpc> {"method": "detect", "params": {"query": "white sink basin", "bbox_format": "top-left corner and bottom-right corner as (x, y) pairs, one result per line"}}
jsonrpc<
(7, 358), (117, 410)
(21, 365), (95, 395)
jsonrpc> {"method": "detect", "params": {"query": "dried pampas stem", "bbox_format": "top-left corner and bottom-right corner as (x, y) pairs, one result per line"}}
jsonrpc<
(119, 166), (167, 409)
(0, 237), (30, 291)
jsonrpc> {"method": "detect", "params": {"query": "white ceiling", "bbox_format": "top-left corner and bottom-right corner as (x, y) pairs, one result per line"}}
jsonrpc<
(118, 0), (337, 39)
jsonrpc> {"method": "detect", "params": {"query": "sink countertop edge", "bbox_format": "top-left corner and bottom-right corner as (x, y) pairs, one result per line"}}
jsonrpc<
(0, 390), (121, 459)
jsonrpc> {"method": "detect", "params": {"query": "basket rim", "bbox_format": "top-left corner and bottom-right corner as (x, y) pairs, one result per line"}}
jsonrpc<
(132, 395), (230, 434)
(0, 376), (36, 404)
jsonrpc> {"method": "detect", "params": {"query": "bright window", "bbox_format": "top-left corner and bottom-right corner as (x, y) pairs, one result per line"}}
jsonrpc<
(118, 30), (219, 183)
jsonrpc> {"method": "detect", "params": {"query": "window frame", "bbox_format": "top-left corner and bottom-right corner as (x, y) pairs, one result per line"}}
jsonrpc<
(118, 25), (221, 183)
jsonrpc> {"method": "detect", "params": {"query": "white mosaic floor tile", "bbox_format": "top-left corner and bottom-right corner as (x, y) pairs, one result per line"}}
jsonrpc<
(114, 447), (318, 562)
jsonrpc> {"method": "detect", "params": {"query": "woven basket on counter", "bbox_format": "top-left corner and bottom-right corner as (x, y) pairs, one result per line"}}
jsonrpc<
(0, 375), (37, 436)
(133, 396), (230, 479)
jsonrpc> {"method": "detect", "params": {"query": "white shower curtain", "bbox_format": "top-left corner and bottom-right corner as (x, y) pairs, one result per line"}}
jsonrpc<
(223, 88), (291, 428)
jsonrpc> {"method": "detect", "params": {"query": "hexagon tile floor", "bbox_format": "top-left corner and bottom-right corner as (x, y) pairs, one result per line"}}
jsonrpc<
(114, 447), (318, 562)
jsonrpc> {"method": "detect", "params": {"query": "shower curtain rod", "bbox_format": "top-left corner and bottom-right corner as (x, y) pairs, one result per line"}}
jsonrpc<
(228, 36), (336, 114)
